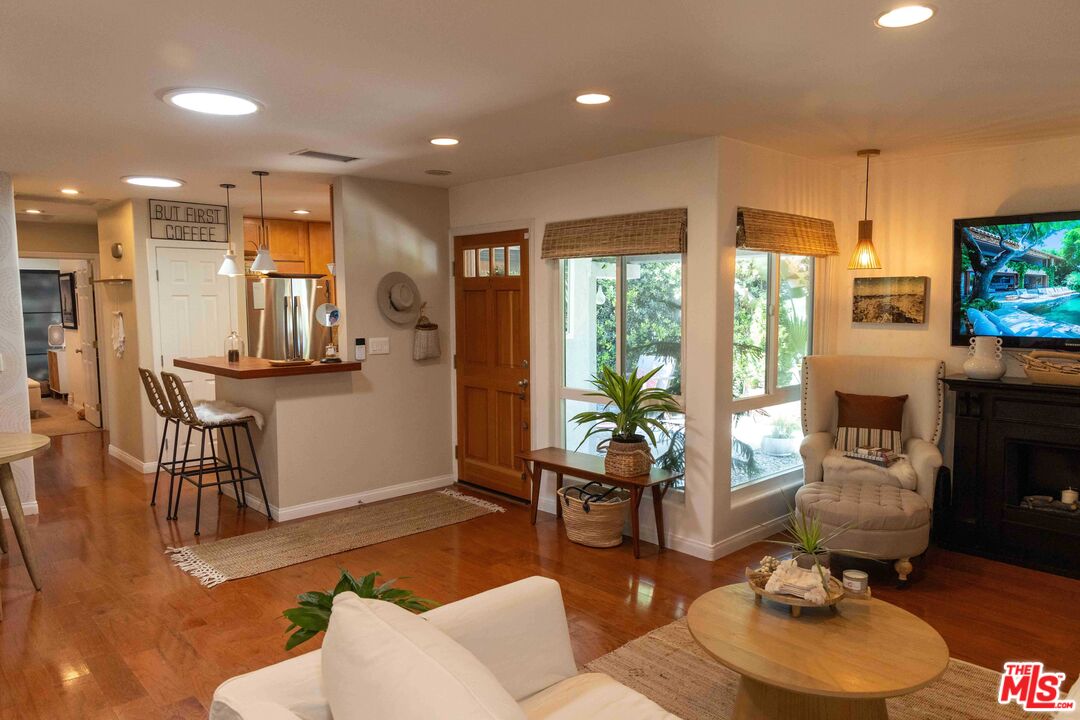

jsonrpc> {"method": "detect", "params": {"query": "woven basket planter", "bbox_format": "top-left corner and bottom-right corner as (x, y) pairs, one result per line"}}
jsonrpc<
(558, 484), (630, 548)
(604, 438), (653, 477)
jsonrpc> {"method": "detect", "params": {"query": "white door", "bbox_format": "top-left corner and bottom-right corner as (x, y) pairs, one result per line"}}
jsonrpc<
(75, 264), (102, 427)
(155, 247), (235, 407)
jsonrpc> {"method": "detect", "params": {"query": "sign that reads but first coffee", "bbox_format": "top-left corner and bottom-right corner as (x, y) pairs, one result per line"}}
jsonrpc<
(149, 199), (228, 242)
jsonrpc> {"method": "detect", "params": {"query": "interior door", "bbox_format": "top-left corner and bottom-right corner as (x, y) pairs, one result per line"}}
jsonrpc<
(156, 246), (235, 404)
(454, 230), (530, 499)
(75, 264), (102, 427)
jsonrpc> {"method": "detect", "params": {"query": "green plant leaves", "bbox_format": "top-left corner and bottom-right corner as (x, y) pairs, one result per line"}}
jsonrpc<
(573, 365), (682, 450)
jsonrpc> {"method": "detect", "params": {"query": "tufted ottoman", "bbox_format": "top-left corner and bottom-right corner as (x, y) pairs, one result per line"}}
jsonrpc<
(795, 478), (930, 583)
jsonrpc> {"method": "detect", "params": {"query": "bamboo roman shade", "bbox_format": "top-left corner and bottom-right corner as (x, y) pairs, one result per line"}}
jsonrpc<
(736, 207), (838, 257)
(541, 208), (687, 259)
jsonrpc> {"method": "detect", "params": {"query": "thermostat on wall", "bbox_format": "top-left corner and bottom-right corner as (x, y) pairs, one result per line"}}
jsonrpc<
(355, 338), (366, 361)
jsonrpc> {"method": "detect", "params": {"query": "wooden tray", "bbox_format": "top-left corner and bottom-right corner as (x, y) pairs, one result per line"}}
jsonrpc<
(745, 567), (846, 617)
(267, 359), (315, 367)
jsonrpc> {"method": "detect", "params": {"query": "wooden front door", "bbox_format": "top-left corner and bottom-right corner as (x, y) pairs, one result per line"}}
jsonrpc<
(454, 230), (531, 499)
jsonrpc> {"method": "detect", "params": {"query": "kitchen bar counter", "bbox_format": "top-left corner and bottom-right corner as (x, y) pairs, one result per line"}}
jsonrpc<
(174, 356), (362, 379)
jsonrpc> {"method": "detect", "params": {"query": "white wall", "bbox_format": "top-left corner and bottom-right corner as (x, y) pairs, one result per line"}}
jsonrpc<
(0, 172), (36, 515)
(450, 138), (839, 558)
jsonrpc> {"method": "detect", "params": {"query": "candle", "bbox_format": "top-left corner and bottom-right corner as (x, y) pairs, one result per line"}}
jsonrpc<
(1062, 488), (1078, 505)
(842, 569), (869, 595)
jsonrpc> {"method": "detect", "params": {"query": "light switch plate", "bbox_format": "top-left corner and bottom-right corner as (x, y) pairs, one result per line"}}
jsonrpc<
(369, 337), (390, 355)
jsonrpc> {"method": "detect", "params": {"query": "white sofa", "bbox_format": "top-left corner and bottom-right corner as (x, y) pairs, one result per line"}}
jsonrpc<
(796, 355), (945, 583)
(211, 576), (678, 720)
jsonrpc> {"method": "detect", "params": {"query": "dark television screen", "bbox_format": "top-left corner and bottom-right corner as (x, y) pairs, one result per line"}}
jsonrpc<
(953, 210), (1080, 349)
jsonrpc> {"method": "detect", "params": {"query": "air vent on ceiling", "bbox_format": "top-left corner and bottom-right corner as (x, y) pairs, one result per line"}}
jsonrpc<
(291, 149), (360, 163)
(425, 169), (452, 176)
(14, 193), (107, 207)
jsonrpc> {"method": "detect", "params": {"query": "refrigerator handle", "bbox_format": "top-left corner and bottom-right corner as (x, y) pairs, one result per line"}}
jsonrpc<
(283, 295), (292, 359)
(292, 295), (301, 359)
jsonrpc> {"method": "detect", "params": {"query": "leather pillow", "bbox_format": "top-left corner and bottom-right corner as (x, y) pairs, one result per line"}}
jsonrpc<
(835, 392), (907, 432)
(321, 593), (525, 720)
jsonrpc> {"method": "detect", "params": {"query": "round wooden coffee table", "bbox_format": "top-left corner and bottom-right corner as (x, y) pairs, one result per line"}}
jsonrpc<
(687, 583), (948, 720)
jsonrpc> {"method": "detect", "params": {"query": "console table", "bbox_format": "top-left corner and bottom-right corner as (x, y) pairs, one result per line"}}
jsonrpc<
(943, 375), (1079, 578)
(517, 447), (682, 558)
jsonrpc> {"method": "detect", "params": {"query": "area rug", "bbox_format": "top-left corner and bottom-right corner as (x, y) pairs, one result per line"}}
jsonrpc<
(585, 618), (1026, 720)
(167, 489), (503, 587)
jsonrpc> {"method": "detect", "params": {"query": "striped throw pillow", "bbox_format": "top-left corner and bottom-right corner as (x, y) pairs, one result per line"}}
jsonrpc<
(835, 426), (903, 452)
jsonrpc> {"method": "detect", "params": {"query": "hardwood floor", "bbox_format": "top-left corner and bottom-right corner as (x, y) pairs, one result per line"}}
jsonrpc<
(1, 432), (1077, 719)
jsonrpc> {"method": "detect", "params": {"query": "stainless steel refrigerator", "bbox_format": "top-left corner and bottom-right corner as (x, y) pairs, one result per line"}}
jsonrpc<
(246, 274), (329, 361)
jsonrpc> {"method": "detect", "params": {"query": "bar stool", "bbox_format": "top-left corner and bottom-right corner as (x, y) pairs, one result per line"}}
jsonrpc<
(138, 368), (180, 507)
(160, 372), (270, 536)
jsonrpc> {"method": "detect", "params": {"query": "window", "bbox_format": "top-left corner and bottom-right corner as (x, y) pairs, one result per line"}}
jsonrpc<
(731, 251), (814, 488)
(561, 255), (685, 477)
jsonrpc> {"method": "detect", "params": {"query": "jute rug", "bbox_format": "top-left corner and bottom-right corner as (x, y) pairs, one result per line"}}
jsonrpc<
(167, 489), (503, 587)
(585, 618), (1027, 720)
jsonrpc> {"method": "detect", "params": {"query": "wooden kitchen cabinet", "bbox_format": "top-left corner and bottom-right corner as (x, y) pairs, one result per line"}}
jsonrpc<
(243, 218), (332, 276)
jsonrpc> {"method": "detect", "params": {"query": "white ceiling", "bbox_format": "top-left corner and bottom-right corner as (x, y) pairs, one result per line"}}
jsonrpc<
(5, 0), (1080, 225)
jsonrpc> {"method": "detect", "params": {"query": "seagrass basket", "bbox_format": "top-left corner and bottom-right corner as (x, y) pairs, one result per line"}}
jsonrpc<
(558, 483), (631, 548)
(604, 438), (653, 477)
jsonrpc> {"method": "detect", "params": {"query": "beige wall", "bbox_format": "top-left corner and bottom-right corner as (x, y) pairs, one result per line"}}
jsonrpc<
(298, 176), (453, 504)
(449, 138), (840, 558)
(16, 221), (98, 255)
(0, 172), (36, 514)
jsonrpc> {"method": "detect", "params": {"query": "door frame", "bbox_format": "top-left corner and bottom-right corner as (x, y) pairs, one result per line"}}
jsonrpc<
(447, 219), (536, 484)
(18, 250), (108, 431)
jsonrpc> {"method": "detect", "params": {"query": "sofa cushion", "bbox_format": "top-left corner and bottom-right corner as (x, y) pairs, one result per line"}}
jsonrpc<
(796, 479), (930, 532)
(822, 449), (917, 491)
(836, 391), (907, 431)
(519, 673), (680, 720)
(321, 593), (525, 720)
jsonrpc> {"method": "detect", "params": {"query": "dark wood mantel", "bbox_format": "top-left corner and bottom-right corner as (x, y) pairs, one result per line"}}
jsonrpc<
(174, 356), (362, 379)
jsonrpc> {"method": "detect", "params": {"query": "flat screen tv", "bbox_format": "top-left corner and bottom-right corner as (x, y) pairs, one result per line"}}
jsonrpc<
(953, 210), (1080, 349)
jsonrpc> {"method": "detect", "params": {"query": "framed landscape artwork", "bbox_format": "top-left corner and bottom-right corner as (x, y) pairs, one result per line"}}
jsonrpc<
(852, 276), (928, 324)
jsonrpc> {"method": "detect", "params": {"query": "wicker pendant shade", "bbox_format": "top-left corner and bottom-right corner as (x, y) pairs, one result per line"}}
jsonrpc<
(735, 207), (838, 257)
(848, 149), (882, 270)
(541, 208), (687, 259)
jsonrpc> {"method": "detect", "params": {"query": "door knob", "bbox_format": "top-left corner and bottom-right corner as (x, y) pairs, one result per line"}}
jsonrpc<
(517, 379), (529, 388)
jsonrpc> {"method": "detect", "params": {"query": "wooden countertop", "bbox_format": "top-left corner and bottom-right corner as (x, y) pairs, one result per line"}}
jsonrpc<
(173, 356), (362, 379)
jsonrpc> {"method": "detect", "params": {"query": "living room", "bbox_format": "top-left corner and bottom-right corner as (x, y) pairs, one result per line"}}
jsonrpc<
(0, 2), (1078, 719)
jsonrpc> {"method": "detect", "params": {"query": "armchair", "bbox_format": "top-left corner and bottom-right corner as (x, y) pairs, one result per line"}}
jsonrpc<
(796, 355), (945, 583)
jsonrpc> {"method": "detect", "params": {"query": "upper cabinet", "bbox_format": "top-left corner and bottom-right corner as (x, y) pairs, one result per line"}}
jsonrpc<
(243, 218), (332, 277)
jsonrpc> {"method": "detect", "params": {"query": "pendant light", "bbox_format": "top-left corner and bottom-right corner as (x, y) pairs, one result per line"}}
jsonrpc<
(216, 183), (243, 277)
(249, 170), (278, 274)
(848, 149), (882, 270)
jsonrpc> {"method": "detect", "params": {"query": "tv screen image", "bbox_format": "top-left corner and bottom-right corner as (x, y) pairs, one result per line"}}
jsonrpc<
(953, 210), (1080, 350)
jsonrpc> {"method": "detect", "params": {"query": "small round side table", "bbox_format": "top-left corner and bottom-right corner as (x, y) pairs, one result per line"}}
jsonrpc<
(0, 432), (50, 620)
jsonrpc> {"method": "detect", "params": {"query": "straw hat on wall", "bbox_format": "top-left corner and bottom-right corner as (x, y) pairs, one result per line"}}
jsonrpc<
(376, 272), (422, 324)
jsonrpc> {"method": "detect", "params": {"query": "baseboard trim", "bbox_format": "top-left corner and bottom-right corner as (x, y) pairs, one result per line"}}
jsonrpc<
(0, 500), (39, 519)
(222, 473), (456, 523)
(537, 496), (788, 561)
(108, 444), (155, 474)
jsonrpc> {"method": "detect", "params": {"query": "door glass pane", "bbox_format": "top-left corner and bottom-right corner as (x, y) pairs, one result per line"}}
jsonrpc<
(477, 248), (490, 277)
(463, 249), (477, 277)
(493, 247), (506, 276)
(778, 255), (813, 388)
(563, 257), (616, 389)
(733, 250), (769, 398)
(623, 254), (682, 394)
(508, 245), (521, 276)
(731, 400), (803, 487)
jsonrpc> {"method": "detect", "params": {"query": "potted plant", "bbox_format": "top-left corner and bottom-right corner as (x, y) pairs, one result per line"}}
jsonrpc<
(571, 365), (683, 476)
(281, 569), (436, 650)
(761, 416), (799, 456)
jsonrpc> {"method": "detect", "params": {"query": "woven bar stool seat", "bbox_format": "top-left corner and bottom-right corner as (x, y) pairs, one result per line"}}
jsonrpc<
(160, 371), (271, 536)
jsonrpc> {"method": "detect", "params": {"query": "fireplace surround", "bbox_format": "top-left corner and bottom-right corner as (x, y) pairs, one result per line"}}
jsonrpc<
(943, 375), (1079, 578)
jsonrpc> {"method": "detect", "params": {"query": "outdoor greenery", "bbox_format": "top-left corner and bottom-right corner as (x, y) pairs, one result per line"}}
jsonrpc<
(964, 222), (1080, 300)
(572, 365), (682, 447)
(282, 570), (436, 650)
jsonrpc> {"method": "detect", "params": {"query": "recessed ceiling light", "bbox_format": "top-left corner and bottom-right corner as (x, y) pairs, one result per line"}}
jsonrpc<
(60, 187), (80, 195)
(122, 175), (185, 188)
(875, 5), (935, 28)
(575, 93), (611, 105)
(292, 209), (310, 215)
(162, 88), (261, 116)
(430, 137), (459, 146)
(24, 208), (42, 214)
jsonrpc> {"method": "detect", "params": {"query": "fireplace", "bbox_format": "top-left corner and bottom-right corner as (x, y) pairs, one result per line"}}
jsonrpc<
(944, 376), (1080, 578)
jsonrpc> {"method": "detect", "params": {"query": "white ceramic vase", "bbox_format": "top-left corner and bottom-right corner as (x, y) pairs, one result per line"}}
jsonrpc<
(964, 336), (1006, 380)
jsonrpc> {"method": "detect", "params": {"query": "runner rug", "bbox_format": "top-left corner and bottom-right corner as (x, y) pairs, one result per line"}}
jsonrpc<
(585, 618), (1029, 720)
(166, 489), (503, 588)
